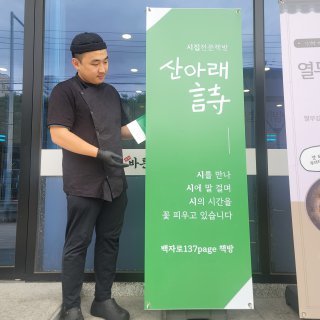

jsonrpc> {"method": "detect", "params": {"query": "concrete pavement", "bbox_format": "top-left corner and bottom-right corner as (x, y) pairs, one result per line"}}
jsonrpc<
(0, 281), (302, 320)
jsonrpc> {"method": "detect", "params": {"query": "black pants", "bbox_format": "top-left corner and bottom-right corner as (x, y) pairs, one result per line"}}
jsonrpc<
(62, 191), (127, 309)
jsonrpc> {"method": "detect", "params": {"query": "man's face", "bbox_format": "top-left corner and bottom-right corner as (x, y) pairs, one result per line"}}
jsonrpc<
(72, 49), (108, 85)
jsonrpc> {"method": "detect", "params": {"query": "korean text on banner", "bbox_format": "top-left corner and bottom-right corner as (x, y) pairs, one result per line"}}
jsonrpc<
(145, 8), (253, 310)
(279, 1), (320, 318)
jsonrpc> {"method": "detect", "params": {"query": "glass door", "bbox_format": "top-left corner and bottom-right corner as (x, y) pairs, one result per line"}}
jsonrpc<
(0, 0), (25, 268)
(36, 0), (256, 275)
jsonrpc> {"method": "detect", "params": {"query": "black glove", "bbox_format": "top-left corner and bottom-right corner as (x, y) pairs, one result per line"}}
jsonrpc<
(97, 149), (129, 168)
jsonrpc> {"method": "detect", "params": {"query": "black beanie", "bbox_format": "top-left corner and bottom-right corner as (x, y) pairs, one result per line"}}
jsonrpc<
(70, 32), (107, 54)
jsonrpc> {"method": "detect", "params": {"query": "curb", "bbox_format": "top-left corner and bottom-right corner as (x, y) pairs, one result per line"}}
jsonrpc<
(49, 304), (62, 320)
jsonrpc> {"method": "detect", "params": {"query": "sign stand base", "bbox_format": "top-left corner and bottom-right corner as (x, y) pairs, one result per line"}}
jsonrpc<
(285, 284), (299, 315)
(161, 310), (227, 320)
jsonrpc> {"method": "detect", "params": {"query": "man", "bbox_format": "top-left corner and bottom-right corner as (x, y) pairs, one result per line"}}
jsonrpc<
(48, 32), (132, 320)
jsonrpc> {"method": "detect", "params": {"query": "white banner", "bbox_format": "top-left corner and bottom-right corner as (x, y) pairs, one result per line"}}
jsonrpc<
(40, 148), (289, 177)
(280, 0), (320, 318)
(40, 149), (146, 176)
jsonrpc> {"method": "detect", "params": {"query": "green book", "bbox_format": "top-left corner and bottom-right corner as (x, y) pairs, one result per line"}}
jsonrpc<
(127, 114), (146, 144)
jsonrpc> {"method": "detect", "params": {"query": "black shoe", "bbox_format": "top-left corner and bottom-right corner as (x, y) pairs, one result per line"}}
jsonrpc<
(90, 298), (130, 320)
(59, 307), (84, 320)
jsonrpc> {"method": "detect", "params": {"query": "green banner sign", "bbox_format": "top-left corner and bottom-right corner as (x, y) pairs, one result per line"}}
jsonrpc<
(145, 8), (253, 310)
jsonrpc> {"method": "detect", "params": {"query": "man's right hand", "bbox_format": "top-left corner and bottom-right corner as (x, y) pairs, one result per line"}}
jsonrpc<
(97, 149), (129, 168)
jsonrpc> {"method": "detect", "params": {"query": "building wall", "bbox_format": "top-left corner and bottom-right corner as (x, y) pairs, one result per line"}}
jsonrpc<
(0, 0), (296, 282)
